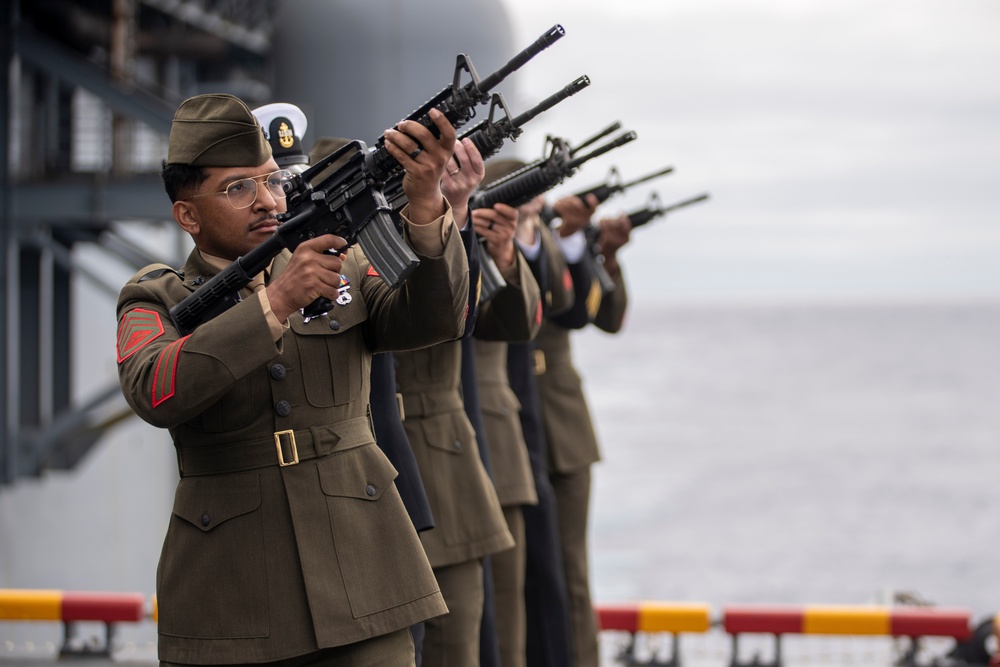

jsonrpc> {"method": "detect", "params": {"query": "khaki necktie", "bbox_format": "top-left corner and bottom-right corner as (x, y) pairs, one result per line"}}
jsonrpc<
(243, 273), (266, 299)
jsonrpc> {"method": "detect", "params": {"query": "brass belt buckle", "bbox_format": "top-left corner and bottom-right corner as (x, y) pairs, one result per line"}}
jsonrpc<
(533, 349), (546, 375)
(274, 430), (299, 466)
(395, 392), (406, 421)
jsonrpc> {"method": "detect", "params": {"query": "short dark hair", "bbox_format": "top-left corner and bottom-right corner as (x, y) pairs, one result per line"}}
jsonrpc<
(161, 160), (208, 203)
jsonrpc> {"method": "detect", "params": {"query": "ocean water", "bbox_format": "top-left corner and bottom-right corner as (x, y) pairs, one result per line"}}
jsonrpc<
(576, 296), (1000, 624)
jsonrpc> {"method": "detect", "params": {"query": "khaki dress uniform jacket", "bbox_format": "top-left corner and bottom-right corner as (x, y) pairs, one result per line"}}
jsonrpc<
(535, 248), (629, 667)
(472, 249), (542, 509)
(470, 251), (544, 667)
(535, 261), (628, 474)
(514, 220), (578, 667)
(116, 223), (468, 665)
(394, 251), (539, 568)
(472, 339), (537, 508)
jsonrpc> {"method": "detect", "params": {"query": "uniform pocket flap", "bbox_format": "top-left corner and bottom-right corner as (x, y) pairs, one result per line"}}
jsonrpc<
(477, 385), (522, 419)
(317, 444), (398, 501)
(288, 306), (367, 336)
(479, 397), (522, 420)
(287, 271), (369, 337)
(420, 411), (474, 456)
(172, 474), (261, 532)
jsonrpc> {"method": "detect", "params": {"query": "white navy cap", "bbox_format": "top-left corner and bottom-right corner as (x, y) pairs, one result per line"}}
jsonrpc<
(252, 102), (309, 170)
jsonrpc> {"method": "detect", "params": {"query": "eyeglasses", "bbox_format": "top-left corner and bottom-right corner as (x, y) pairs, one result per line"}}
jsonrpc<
(186, 169), (294, 209)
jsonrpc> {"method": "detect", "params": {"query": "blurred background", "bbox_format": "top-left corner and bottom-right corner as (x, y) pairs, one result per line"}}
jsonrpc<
(1, 0), (998, 661)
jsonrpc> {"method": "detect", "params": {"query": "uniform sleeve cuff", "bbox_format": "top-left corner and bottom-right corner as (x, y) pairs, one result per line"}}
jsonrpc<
(400, 204), (455, 256)
(257, 288), (289, 341)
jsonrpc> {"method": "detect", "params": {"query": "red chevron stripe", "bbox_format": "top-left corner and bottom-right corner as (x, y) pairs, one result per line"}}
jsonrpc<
(117, 309), (164, 363)
(152, 336), (189, 408)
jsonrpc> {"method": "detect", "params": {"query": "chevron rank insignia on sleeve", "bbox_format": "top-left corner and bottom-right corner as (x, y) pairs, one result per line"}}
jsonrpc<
(117, 308), (165, 363)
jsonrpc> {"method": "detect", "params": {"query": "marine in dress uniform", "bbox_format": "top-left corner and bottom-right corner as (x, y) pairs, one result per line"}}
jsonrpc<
(303, 135), (437, 536)
(474, 158), (578, 667)
(470, 160), (547, 667)
(515, 208), (579, 667)
(116, 94), (469, 666)
(535, 195), (632, 667)
(394, 140), (540, 667)
(259, 113), (439, 661)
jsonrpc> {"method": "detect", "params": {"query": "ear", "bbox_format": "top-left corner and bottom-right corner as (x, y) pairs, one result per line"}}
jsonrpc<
(173, 200), (201, 236)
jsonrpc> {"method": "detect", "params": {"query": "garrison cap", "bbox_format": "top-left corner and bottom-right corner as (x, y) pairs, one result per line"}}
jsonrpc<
(167, 93), (271, 167)
(483, 158), (527, 186)
(253, 102), (309, 170)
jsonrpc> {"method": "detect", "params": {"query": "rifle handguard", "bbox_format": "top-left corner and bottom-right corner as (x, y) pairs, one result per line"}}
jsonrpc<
(471, 162), (563, 210)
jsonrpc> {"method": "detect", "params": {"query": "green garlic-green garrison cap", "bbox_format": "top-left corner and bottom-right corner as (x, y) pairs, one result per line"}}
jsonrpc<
(167, 93), (272, 167)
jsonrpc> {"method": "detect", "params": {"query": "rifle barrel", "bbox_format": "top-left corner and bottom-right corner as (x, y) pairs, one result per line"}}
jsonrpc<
(510, 75), (590, 128)
(660, 193), (710, 213)
(476, 24), (565, 93)
(629, 192), (709, 228)
(566, 131), (637, 171)
(570, 121), (621, 156)
(620, 165), (674, 190)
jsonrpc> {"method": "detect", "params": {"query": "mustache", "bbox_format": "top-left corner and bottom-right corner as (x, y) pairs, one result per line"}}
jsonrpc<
(249, 215), (279, 231)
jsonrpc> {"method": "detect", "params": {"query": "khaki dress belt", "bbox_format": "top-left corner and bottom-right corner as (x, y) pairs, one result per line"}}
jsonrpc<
(177, 415), (373, 477)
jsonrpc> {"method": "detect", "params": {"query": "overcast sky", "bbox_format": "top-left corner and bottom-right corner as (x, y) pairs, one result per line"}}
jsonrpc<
(496, 0), (1000, 300)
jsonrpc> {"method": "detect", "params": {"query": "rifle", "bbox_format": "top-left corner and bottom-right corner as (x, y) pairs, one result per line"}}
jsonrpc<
(385, 76), (591, 212)
(167, 26), (567, 336)
(366, 24), (566, 183)
(470, 127), (637, 211)
(469, 127), (636, 300)
(569, 121), (621, 156)
(571, 164), (675, 206)
(460, 75), (591, 163)
(626, 192), (710, 227)
(384, 77), (591, 302)
(578, 192), (710, 298)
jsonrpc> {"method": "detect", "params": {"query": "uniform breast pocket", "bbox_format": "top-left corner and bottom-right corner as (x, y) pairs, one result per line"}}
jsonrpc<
(290, 315), (365, 408)
(317, 444), (437, 619)
(157, 475), (267, 639)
